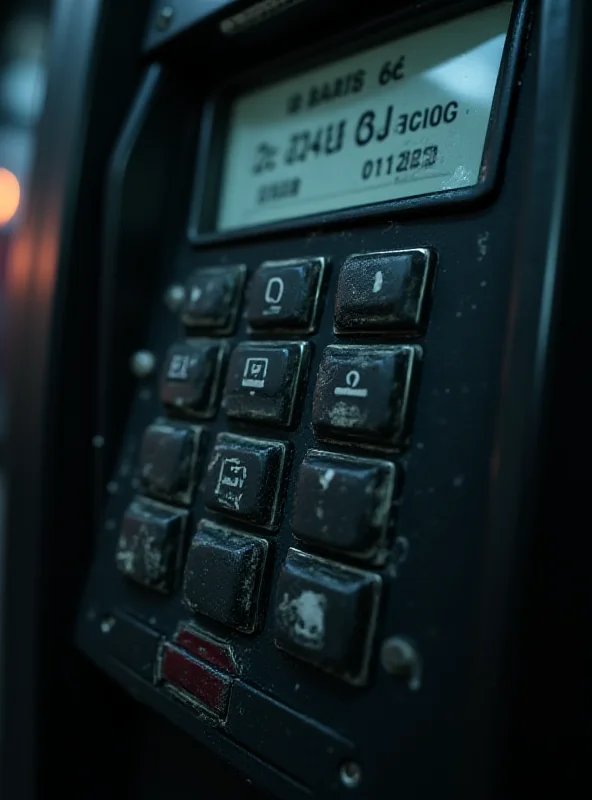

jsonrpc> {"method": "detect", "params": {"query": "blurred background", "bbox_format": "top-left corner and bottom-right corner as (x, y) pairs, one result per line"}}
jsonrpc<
(0, 0), (52, 528)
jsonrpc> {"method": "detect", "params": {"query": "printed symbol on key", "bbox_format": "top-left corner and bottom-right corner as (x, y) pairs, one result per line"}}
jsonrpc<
(334, 369), (369, 398)
(262, 276), (284, 316)
(241, 356), (269, 389)
(215, 457), (247, 511)
(167, 353), (195, 381)
(189, 286), (202, 304)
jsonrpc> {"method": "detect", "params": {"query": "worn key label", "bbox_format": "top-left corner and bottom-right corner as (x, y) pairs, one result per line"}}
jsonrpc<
(216, 2), (512, 231)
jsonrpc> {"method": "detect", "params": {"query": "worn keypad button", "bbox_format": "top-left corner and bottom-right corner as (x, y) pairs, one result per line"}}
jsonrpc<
(158, 643), (232, 715)
(334, 249), (435, 333)
(292, 450), (396, 560)
(160, 339), (226, 418)
(224, 341), (310, 427)
(204, 433), (289, 529)
(181, 265), (245, 333)
(183, 519), (268, 633)
(139, 419), (203, 506)
(274, 548), (381, 685)
(115, 498), (187, 593)
(312, 344), (421, 448)
(247, 258), (325, 332)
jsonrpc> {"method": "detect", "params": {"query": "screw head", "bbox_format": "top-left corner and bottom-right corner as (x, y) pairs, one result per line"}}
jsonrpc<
(130, 350), (156, 378)
(156, 5), (174, 31)
(164, 283), (185, 312)
(380, 636), (422, 690)
(100, 615), (116, 634)
(339, 760), (362, 789)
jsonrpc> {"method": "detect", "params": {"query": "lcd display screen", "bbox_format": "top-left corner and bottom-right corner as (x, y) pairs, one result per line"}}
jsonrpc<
(215, 2), (513, 231)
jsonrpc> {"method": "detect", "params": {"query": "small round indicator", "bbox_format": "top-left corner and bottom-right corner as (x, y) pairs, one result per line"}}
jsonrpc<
(339, 760), (362, 789)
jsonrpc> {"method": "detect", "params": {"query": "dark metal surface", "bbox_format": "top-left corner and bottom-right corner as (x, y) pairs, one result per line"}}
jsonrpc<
(75, 1), (573, 797)
(469, 0), (586, 795)
(145, 0), (240, 51)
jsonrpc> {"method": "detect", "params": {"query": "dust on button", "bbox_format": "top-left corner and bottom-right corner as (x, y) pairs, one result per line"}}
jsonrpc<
(203, 433), (290, 529)
(334, 249), (435, 333)
(224, 341), (310, 426)
(247, 259), (325, 332)
(160, 339), (227, 419)
(312, 344), (421, 448)
(274, 548), (381, 685)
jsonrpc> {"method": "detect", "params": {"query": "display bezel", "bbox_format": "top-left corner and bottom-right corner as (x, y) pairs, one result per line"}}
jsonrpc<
(188, 0), (527, 246)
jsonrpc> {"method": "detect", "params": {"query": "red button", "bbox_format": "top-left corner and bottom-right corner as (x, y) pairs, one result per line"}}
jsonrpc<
(159, 643), (231, 715)
(173, 624), (238, 675)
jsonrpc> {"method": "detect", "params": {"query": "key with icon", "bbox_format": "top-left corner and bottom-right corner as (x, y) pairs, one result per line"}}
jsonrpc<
(247, 258), (327, 332)
(312, 344), (422, 448)
(224, 342), (311, 427)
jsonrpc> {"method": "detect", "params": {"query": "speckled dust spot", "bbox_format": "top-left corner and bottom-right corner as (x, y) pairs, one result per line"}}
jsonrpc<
(477, 231), (490, 260)
(100, 616), (115, 634)
(393, 536), (410, 565)
(452, 165), (471, 185)
(453, 475), (465, 488)
(115, 542), (135, 573)
(277, 590), (327, 650)
(319, 468), (335, 490)
(329, 401), (366, 428)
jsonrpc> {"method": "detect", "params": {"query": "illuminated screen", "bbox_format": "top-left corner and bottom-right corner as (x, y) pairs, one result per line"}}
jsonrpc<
(216, 2), (513, 231)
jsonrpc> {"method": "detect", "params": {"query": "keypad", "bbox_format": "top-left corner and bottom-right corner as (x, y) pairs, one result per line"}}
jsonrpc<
(334, 249), (435, 333)
(204, 433), (289, 529)
(115, 498), (187, 593)
(139, 419), (203, 506)
(181, 265), (245, 334)
(312, 344), (421, 447)
(274, 548), (381, 685)
(107, 246), (433, 699)
(247, 258), (325, 332)
(161, 339), (226, 418)
(223, 341), (311, 427)
(291, 450), (396, 561)
(183, 519), (268, 633)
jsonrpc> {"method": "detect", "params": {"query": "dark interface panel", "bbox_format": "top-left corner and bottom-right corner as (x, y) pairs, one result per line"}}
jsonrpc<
(77, 2), (530, 797)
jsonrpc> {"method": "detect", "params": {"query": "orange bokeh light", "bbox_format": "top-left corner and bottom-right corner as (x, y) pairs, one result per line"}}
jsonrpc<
(0, 167), (21, 225)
